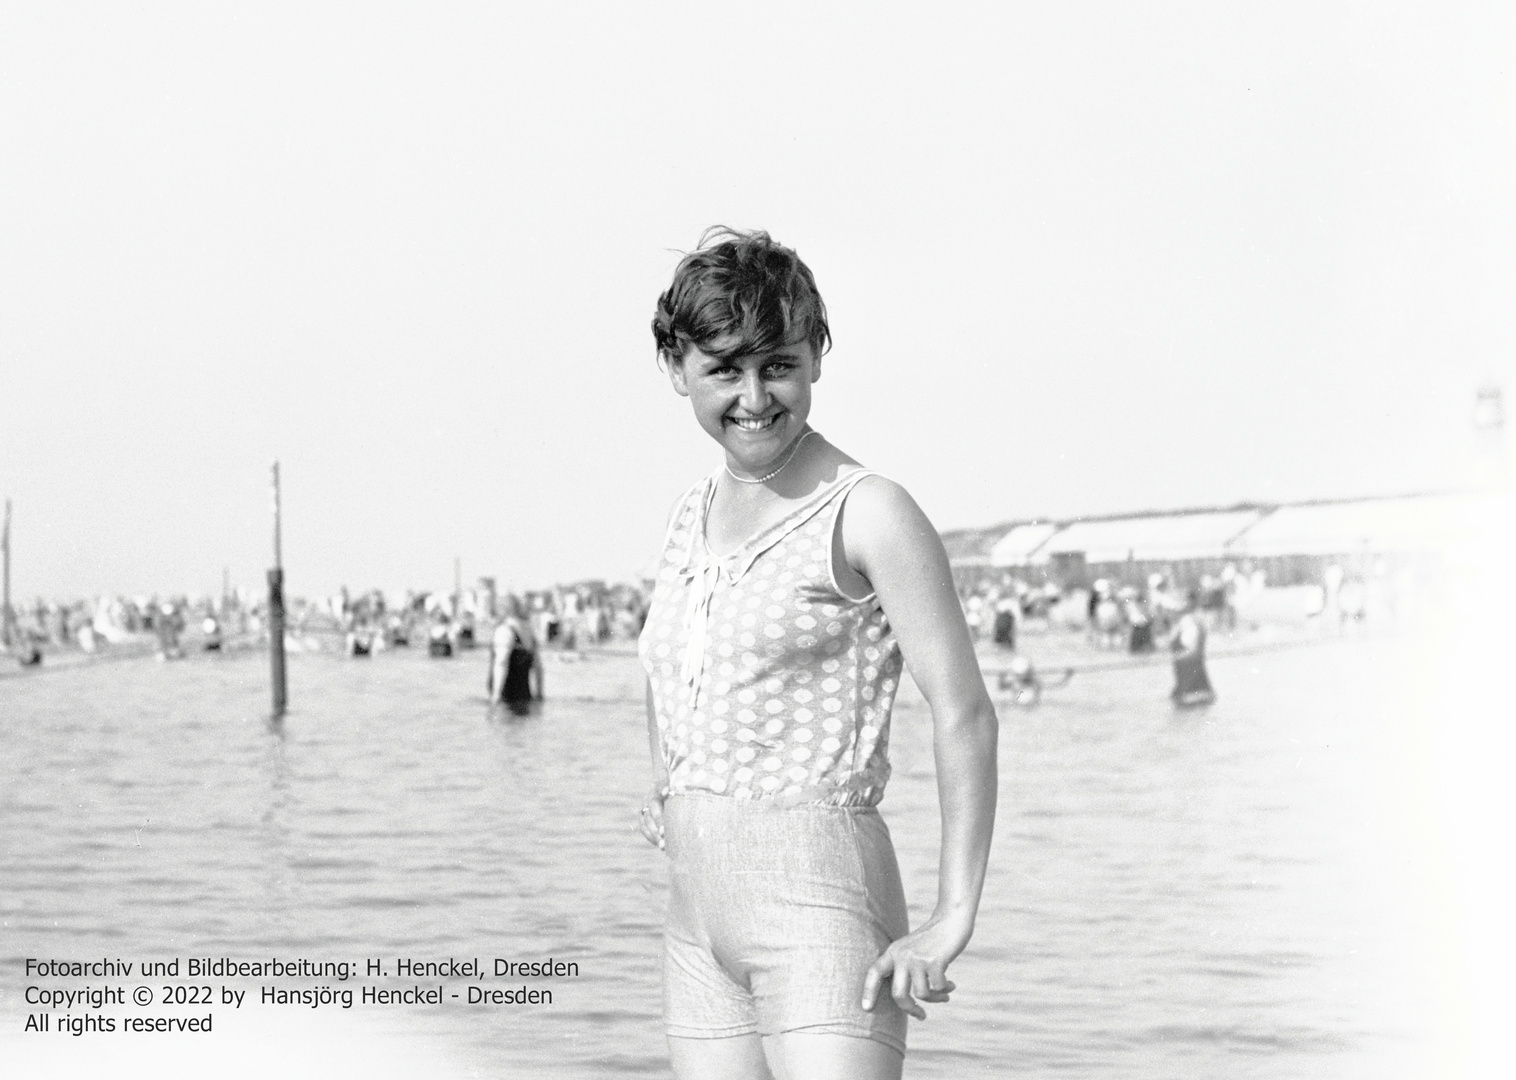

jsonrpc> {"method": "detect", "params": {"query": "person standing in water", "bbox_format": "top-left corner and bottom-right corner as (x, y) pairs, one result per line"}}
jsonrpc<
(488, 597), (541, 713)
(637, 229), (999, 1079)
(1169, 598), (1216, 706)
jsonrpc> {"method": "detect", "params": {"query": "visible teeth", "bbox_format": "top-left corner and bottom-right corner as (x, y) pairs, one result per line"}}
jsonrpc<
(731, 416), (776, 430)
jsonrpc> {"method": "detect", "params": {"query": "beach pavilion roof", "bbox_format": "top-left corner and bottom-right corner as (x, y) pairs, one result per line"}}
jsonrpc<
(988, 523), (1061, 567)
(940, 523), (1015, 566)
(1039, 509), (1264, 563)
(940, 488), (1506, 570)
(1232, 492), (1499, 556)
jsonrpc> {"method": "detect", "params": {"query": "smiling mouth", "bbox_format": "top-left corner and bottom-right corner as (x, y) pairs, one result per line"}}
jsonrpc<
(727, 414), (780, 432)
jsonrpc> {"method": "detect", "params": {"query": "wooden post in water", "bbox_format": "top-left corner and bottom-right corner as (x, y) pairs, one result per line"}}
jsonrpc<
(268, 462), (288, 717)
(2, 498), (11, 649)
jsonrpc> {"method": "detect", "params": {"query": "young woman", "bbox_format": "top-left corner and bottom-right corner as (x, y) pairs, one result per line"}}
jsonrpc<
(638, 229), (999, 1080)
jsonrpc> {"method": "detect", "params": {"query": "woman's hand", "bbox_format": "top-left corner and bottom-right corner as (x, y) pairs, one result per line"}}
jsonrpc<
(637, 783), (667, 850)
(860, 907), (974, 1020)
(841, 477), (999, 1021)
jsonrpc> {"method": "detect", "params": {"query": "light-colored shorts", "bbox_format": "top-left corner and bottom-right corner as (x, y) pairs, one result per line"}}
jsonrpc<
(662, 791), (909, 1055)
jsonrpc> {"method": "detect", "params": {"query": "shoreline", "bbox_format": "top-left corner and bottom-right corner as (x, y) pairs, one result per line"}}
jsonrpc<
(3, 617), (1407, 688)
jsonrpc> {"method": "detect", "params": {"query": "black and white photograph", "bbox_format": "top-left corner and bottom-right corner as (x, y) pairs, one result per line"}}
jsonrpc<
(2, 3), (1512, 1077)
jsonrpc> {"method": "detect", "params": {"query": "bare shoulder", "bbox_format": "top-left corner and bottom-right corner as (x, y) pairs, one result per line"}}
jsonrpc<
(839, 474), (950, 589)
(843, 474), (937, 541)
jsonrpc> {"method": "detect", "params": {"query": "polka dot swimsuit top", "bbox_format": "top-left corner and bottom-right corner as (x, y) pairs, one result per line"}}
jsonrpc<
(639, 468), (902, 807)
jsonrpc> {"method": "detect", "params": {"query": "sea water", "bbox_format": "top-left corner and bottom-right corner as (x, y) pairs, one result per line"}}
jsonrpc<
(0, 633), (1469, 1077)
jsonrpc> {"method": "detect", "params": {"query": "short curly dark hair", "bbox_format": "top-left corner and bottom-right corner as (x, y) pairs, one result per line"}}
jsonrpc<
(652, 228), (831, 365)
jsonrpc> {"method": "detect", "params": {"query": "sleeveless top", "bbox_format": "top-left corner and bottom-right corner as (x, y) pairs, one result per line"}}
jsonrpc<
(638, 468), (903, 807)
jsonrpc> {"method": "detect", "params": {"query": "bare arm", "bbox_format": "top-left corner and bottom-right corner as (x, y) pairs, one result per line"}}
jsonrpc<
(639, 679), (669, 849)
(488, 642), (506, 700)
(842, 477), (999, 1020)
(488, 625), (516, 699)
(639, 492), (689, 848)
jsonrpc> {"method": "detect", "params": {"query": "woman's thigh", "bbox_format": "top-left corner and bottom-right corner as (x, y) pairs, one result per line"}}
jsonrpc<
(763, 1031), (904, 1080)
(668, 1031), (903, 1080)
(664, 797), (909, 1040)
(668, 1033), (772, 1080)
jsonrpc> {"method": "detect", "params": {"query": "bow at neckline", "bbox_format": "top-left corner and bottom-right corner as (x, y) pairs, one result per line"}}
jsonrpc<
(672, 467), (877, 708)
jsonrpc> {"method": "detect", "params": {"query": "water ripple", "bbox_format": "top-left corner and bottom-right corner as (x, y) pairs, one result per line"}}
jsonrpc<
(1, 639), (1455, 1077)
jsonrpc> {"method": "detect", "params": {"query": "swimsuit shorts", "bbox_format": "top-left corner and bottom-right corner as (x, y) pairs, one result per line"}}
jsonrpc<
(662, 792), (909, 1055)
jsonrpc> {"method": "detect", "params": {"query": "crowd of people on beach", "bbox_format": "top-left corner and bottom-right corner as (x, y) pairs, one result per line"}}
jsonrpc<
(1, 594), (205, 662)
(951, 556), (1408, 709)
(331, 581), (651, 658)
(958, 568), (1254, 708)
(1, 579), (652, 674)
(1, 555), (1400, 693)
(959, 569), (1243, 653)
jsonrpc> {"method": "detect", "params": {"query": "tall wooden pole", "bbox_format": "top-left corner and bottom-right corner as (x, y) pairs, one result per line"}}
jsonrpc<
(2, 498), (11, 649)
(268, 462), (288, 717)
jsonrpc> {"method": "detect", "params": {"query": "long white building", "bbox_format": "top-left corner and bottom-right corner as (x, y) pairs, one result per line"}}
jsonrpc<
(942, 488), (1507, 589)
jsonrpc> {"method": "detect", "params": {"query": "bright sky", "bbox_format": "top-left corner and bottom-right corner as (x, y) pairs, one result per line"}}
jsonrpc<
(3, 3), (1512, 601)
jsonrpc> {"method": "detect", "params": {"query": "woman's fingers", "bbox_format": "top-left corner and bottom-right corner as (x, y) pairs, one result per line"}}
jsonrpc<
(636, 801), (665, 849)
(860, 953), (892, 1011)
(903, 970), (952, 1001)
(913, 965), (956, 1003)
(890, 958), (927, 1020)
(866, 943), (958, 1018)
(909, 966), (931, 1003)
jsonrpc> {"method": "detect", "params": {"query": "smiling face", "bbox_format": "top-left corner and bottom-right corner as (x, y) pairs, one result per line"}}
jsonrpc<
(667, 335), (822, 477)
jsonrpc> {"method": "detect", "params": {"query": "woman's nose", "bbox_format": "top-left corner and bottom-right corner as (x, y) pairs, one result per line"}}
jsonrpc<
(739, 369), (770, 412)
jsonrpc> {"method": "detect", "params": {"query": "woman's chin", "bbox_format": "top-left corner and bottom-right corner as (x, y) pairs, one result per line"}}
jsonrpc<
(721, 428), (780, 456)
(728, 438), (798, 471)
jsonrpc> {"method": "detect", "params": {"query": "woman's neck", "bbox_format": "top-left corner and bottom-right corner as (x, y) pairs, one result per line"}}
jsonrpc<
(704, 436), (862, 556)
